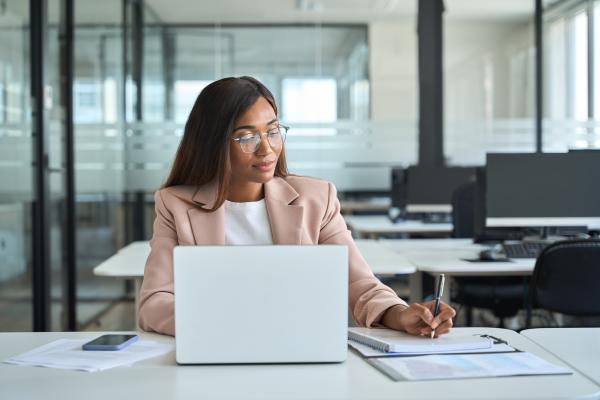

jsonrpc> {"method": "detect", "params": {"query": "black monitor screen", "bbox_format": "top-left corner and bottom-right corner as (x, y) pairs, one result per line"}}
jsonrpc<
(486, 152), (600, 221)
(406, 166), (477, 209)
(390, 167), (407, 208)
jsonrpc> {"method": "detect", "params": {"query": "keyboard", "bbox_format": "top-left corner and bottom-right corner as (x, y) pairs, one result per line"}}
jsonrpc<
(502, 241), (551, 259)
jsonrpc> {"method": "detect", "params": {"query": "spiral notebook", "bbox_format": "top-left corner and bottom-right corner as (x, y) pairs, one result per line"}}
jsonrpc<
(348, 328), (493, 354)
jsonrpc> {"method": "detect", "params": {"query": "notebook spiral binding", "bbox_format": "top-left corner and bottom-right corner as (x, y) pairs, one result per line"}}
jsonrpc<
(348, 331), (390, 352)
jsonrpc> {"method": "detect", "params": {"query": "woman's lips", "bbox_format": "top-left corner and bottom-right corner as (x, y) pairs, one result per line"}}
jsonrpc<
(253, 160), (275, 172)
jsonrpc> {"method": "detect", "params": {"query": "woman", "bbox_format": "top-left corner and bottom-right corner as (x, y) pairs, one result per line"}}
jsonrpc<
(138, 76), (455, 337)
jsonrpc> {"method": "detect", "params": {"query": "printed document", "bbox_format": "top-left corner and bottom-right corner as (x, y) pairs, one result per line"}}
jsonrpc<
(369, 352), (571, 381)
(4, 339), (174, 372)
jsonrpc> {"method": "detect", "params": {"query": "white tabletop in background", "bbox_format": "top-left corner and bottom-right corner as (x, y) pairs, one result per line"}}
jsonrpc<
(1, 328), (599, 400)
(380, 238), (480, 252)
(354, 239), (415, 275)
(521, 328), (600, 386)
(344, 216), (452, 234)
(93, 239), (416, 278)
(93, 241), (150, 278)
(381, 238), (536, 276)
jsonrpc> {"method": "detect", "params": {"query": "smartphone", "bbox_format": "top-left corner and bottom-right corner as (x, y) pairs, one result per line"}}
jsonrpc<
(82, 334), (139, 351)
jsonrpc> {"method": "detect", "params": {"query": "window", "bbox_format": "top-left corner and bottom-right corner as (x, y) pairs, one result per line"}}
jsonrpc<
(74, 80), (102, 123)
(281, 78), (337, 123)
(595, 2), (600, 120)
(543, 1), (600, 150)
(571, 11), (588, 121)
(174, 80), (212, 123)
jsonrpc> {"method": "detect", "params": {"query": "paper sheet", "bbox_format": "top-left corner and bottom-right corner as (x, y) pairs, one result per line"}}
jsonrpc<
(369, 352), (572, 381)
(4, 339), (174, 372)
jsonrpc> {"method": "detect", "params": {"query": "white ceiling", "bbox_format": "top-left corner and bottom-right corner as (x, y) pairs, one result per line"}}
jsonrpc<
(1, 0), (538, 26)
(144, 0), (535, 24)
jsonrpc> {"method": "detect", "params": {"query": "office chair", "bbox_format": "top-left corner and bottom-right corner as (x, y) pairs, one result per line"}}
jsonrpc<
(526, 239), (600, 328)
(450, 182), (528, 327)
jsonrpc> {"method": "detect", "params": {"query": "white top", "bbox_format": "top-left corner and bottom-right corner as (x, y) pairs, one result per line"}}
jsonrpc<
(224, 199), (273, 245)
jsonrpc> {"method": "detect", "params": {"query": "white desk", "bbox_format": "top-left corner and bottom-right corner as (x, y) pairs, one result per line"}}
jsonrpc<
(1, 328), (599, 399)
(344, 216), (452, 239)
(521, 328), (600, 386)
(94, 240), (416, 317)
(354, 239), (415, 276)
(340, 198), (390, 214)
(381, 239), (536, 303)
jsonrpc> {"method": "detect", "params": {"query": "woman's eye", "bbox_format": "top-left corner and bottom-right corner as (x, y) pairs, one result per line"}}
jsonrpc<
(239, 135), (256, 142)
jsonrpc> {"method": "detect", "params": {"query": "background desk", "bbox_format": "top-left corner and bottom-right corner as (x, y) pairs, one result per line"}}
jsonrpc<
(2, 328), (599, 399)
(340, 198), (390, 215)
(94, 239), (416, 321)
(521, 328), (600, 386)
(381, 239), (536, 303)
(344, 216), (452, 239)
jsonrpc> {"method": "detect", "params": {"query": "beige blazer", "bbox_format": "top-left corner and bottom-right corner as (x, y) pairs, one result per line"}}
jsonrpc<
(138, 175), (408, 336)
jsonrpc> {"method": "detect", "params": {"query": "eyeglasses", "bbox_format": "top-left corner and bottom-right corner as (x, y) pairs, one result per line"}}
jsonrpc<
(231, 125), (288, 154)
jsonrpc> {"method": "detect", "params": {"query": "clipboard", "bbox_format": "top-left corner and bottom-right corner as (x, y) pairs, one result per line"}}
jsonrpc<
(349, 334), (520, 358)
(356, 334), (571, 382)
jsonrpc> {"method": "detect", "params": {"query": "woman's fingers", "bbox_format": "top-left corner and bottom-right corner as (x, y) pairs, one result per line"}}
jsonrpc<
(431, 318), (453, 337)
(418, 301), (456, 337)
(398, 302), (456, 337)
(432, 306), (456, 328)
(411, 303), (434, 326)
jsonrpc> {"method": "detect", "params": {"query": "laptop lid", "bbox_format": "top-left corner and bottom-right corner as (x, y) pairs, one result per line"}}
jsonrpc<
(173, 245), (348, 364)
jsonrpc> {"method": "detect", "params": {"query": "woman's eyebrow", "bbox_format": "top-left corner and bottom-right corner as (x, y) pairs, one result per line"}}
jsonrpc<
(233, 119), (278, 132)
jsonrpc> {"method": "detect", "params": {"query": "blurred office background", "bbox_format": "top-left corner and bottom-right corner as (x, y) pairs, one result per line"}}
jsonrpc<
(0, 0), (597, 332)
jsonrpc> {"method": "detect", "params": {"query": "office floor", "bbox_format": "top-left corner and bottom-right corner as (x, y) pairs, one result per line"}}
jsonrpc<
(81, 300), (135, 331)
(0, 268), (130, 332)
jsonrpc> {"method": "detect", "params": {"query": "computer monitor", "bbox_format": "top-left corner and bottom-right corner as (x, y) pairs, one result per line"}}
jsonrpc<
(405, 166), (478, 213)
(390, 167), (407, 209)
(486, 152), (600, 228)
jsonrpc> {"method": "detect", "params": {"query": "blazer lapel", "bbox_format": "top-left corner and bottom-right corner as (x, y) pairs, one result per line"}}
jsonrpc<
(187, 181), (225, 245)
(264, 177), (304, 245)
(187, 207), (225, 245)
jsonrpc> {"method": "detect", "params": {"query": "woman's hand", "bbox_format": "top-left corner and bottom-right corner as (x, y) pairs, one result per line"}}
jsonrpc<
(381, 301), (456, 337)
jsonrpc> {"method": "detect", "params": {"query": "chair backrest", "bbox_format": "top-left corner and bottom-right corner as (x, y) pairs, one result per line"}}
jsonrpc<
(528, 239), (600, 321)
(451, 181), (476, 238)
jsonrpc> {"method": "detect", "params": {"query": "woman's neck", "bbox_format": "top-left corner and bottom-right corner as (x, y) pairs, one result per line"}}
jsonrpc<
(227, 181), (264, 202)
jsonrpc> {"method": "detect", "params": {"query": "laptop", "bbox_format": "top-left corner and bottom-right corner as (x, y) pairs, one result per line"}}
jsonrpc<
(173, 245), (348, 364)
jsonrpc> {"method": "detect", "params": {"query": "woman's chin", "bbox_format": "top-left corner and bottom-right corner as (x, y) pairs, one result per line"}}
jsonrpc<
(252, 172), (275, 184)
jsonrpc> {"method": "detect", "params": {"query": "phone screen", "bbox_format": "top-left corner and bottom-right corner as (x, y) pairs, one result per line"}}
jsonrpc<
(86, 334), (137, 346)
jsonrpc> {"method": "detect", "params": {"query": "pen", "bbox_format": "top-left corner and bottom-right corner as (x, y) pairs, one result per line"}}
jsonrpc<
(430, 274), (445, 339)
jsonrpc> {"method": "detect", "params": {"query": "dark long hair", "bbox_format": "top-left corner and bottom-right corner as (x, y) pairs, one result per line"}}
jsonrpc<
(162, 76), (289, 211)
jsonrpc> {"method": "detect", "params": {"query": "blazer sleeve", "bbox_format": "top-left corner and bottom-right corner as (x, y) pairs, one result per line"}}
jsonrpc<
(318, 182), (408, 327)
(137, 190), (177, 336)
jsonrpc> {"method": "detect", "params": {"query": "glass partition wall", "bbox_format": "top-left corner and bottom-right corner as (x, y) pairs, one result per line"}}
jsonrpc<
(443, 0), (536, 165)
(131, 23), (399, 199)
(0, 0), (32, 331)
(0, 0), (128, 332)
(72, 1), (128, 330)
(544, 0), (600, 151)
(1, 0), (397, 331)
(4, 0), (588, 332)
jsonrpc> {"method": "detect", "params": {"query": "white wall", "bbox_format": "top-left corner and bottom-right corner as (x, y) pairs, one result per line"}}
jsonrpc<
(369, 20), (418, 120)
(369, 18), (534, 121)
(368, 17), (535, 165)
